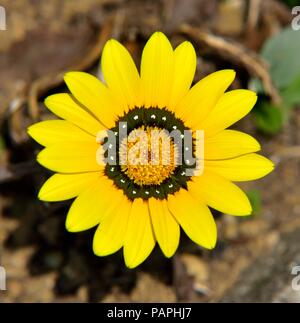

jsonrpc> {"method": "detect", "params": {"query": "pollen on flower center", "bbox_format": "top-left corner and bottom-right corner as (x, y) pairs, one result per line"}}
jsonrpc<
(105, 107), (192, 200)
(119, 126), (178, 186)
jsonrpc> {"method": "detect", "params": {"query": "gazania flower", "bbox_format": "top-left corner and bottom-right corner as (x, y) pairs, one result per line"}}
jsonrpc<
(28, 32), (274, 268)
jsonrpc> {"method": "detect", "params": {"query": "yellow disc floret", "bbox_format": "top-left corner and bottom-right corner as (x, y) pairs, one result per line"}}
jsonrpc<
(119, 126), (178, 186)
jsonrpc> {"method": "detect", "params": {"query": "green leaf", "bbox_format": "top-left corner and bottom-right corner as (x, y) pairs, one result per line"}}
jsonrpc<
(260, 27), (300, 90)
(282, 0), (300, 8)
(246, 189), (262, 216)
(253, 101), (283, 135)
(281, 73), (300, 107)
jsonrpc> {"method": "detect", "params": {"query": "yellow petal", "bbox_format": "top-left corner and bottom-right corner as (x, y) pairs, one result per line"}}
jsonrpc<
(101, 39), (142, 110)
(168, 41), (196, 110)
(205, 153), (274, 181)
(124, 198), (155, 268)
(44, 93), (104, 136)
(200, 89), (257, 137)
(38, 172), (100, 202)
(64, 72), (118, 128)
(148, 197), (180, 258)
(167, 189), (217, 249)
(37, 141), (101, 173)
(27, 120), (94, 147)
(140, 32), (174, 108)
(188, 171), (252, 216)
(93, 197), (132, 256)
(204, 130), (261, 160)
(66, 177), (124, 232)
(175, 70), (236, 129)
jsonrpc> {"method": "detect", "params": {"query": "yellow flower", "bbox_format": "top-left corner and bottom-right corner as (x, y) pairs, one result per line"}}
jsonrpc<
(28, 32), (274, 268)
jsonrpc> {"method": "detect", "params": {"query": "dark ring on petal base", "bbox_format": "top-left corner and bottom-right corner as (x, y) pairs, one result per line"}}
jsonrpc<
(104, 107), (196, 200)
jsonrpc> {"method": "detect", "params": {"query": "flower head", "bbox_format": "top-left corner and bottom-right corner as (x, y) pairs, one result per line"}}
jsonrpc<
(28, 32), (274, 268)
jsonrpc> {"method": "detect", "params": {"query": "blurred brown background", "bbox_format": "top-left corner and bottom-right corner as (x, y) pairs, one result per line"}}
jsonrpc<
(1, 0), (300, 303)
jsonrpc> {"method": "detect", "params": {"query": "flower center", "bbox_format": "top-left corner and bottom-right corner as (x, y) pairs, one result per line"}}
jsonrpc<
(104, 107), (194, 200)
(119, 126), (178, 186)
